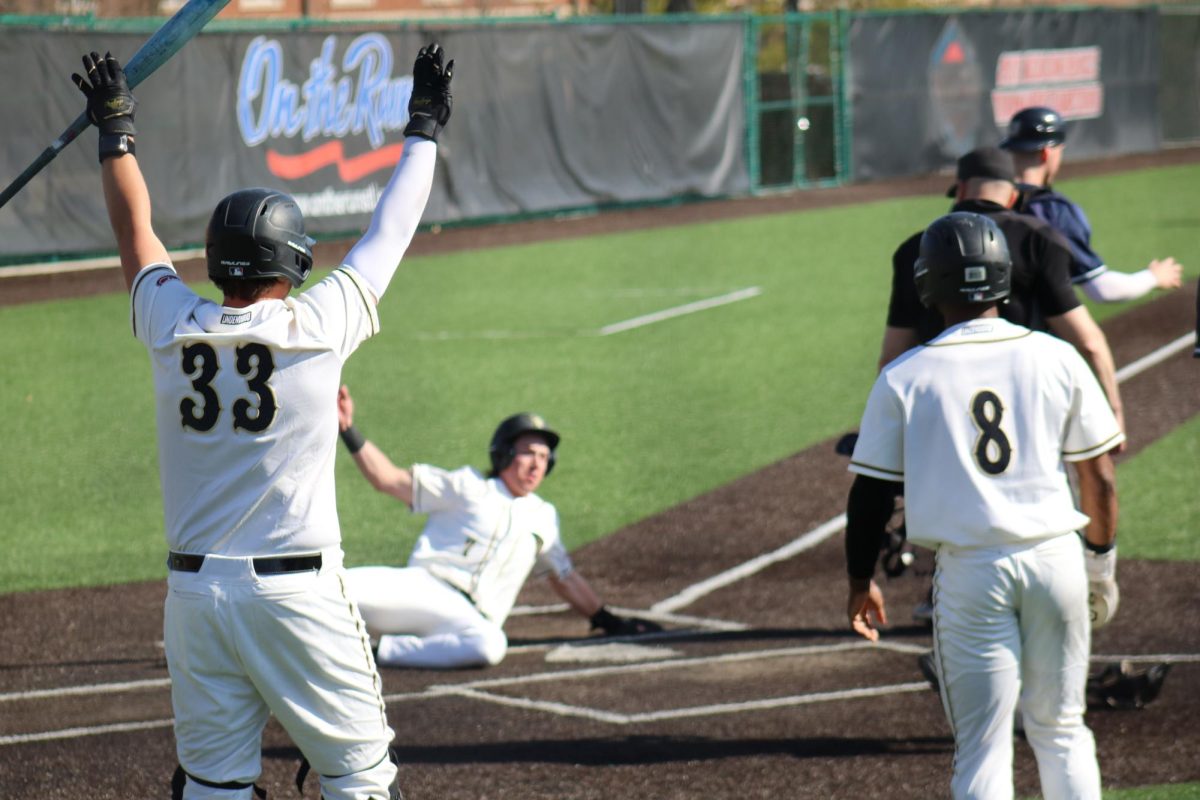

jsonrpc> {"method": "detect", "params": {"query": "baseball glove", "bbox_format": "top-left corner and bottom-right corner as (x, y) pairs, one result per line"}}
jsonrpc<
(1086, 661), (1171, 710)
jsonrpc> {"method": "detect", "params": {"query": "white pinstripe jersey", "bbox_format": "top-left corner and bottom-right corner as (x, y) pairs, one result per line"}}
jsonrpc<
(131, 264), (379, 556)
(850, 318), (1124, 549)
(407, 464), (573, 623)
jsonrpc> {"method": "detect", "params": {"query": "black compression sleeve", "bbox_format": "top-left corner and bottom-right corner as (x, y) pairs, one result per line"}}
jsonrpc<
(845, 475), (901, 580)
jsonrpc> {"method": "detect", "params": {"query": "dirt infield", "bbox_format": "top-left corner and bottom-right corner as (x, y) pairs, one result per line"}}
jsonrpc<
(1, 154), (1199, 799)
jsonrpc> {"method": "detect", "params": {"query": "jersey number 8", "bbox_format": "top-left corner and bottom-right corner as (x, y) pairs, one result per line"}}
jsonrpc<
(970, 390), (1012, 475)
(180, 342), (277, 433)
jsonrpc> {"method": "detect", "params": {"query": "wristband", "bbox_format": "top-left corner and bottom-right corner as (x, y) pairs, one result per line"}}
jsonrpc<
(98, 133), (135, 163)
(1084, 539), (1116, 555)
(340, 425), (366, 455)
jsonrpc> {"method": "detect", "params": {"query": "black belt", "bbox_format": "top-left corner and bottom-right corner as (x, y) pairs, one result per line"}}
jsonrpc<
(167, 552), (322, 575)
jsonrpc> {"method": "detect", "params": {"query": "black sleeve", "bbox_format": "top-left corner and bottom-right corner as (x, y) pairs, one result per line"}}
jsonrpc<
(845, 474), (901, 580)
(1032, 228), (1082, 318)
(886, 233), (924, 328)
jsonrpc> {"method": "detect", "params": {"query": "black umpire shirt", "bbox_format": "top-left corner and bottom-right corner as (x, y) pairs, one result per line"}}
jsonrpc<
(887, 199), (1082, 343)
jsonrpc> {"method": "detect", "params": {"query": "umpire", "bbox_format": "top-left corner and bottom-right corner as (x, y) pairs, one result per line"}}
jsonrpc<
(880, 146), (1124, 438)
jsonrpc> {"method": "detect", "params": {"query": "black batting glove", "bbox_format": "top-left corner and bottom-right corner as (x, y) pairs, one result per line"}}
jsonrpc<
(73, 52), (137, 136)
(404, 43), (454, 142)
(72, 51), (137, 162)
(590, 607), (664, 637)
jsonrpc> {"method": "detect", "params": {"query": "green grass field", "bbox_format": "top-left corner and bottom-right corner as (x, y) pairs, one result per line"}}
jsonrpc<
(1, 162), (1198, 594)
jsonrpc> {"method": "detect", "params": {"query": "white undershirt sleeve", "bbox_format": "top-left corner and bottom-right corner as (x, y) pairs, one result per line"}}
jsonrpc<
(342, 137), (438, 301)
(1079, 267), (1157, 302)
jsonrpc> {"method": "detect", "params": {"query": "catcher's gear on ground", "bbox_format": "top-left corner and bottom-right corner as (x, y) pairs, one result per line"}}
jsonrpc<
(489, 413), (560, 476)
(1086, 661), (1171, 710)
(920, 653), (1171, 711)
(206, 188), (315, 288)
(1083, 544), (1119, 628)
(1000, 106), (1067, 151)
(914, 212), (1012, 308)
(590, 607), (663, 637)
(404, 43), (454, 142)
(72, 51), (137, 161)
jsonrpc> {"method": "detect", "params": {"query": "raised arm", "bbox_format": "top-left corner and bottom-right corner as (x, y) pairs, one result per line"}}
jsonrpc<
(337, 385), (414, 507)
(342, 44), (453, 301)
(73, 52), (169, 291)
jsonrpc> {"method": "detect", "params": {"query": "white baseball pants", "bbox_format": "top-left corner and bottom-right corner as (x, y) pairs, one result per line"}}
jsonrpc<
(164, 550), (397, 800)
(931, 534), (1100, 800)
(347, 566), (508, 668)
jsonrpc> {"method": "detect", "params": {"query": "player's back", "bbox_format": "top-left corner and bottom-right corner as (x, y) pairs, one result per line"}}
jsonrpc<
(883, 318), (1092, 549)
(131, 265), (380, 556)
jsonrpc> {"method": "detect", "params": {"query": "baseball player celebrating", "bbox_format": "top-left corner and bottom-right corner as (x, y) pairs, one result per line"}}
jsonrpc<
(845, 212), (1123, 799)
(75, 44), (453, 799)
(336, 385), (662, 668)
(1001, 106), (1183, 302)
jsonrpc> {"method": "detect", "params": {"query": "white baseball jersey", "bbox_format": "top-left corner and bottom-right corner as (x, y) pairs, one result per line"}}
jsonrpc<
(850, 317), (1123, 549)
(407, 464), (574, 623)
(132, 265), (379, 556)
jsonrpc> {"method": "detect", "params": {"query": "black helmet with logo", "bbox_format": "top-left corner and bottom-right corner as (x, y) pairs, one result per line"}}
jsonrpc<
(206, 188), (314, 288)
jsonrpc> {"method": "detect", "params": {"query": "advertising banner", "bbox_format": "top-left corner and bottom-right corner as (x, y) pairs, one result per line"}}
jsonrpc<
(0, 22), (747, 258)
(848, 9), (1160, 181)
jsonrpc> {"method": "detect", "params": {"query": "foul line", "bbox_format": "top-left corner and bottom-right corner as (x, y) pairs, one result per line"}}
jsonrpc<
(0, 677), (170, 704)
(0, 718), (173, 747)
(652, 514), (848, 614)
(598, 287), (761, 336)
(1114, 333), (1194, 382)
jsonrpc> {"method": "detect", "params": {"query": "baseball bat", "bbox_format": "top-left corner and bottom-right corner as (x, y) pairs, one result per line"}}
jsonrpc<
(0, 0), (231, 211)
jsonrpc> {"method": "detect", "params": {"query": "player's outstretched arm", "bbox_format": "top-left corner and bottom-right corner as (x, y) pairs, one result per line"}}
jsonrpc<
(73, 52), (169, 292)
(342, 43), (453, 302)
(547, 572), (663, 637)
(1080, 258), (1182, 303)
(337, 385), (415, 507)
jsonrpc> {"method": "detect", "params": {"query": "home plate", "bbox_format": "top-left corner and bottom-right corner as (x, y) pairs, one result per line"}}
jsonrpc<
(545, 642), (682, 663)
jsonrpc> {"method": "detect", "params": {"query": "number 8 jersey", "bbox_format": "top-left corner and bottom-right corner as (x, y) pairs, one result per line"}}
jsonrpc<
(131, 264), (380, 556)
(850, 317), (1124, 550)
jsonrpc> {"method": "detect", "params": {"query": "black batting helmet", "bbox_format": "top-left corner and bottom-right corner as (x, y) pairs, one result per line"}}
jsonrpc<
(488, 413), (560, 477)
(999, 106), (1067, 151)
(914, 212), (1011, 308)
(206, 188), (314, 288)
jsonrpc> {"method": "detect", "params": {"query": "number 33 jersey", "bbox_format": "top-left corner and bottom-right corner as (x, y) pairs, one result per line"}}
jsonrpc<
(850, 318), (1124, 550)
(130, 263), (380, 556)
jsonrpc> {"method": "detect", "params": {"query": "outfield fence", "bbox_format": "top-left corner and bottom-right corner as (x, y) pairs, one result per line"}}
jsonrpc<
(0, 4), (1197, 263)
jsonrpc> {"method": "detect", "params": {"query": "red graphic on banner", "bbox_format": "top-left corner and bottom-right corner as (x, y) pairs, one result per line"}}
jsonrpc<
(266, 141), (405, 182)
(942, 42), (965, 64)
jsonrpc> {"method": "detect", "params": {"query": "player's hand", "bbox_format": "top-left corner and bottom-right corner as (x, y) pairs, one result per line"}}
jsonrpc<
(1148, 257), (1182, 290)
(337, 385), (355, 432)
(1084, 545), (1119, 628)
(404, 43), (453, 142)
(848, 578), (888, 642)
(72, 51), (137, 137)
(590, 607), (663, 637)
